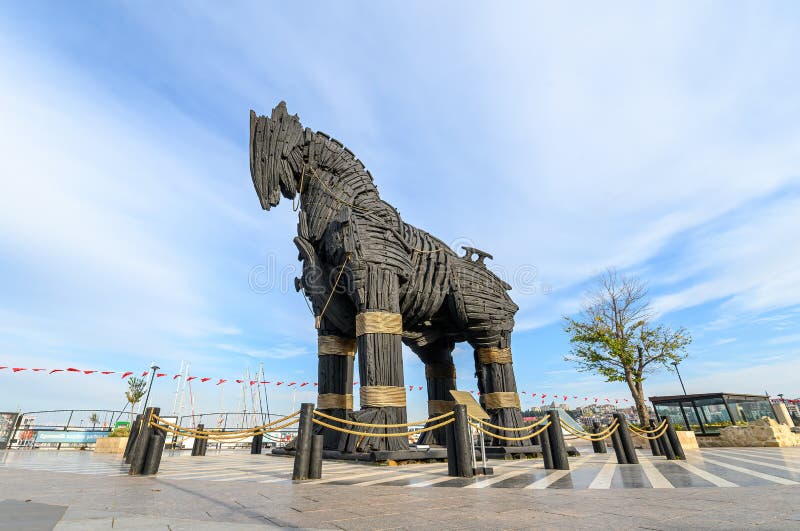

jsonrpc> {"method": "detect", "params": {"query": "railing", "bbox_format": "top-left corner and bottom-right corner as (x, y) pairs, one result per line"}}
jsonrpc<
(0, 409), (299, 451)
(3, 409), (128, 449)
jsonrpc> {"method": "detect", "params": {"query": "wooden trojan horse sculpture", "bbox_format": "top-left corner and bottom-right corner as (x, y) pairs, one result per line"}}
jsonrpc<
(250, 102), (530, 452)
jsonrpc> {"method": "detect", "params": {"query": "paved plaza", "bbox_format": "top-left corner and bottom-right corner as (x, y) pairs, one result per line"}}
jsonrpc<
(2, 447), (800, 529)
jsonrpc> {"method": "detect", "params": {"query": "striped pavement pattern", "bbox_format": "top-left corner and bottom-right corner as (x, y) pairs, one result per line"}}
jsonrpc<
(2, 447), (800, 490)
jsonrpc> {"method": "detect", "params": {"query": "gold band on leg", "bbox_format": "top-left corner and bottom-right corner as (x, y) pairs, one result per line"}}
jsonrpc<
(359, 385), (407, 407)
(476, 347), (513, 365)
(481, 392), (521, 410)
(425, 363), (456, 379)
(355, 312), (402, 336)
(317, 335), (357, 356)
(427, 399), (456, 416)
(317, 393), (353, 409)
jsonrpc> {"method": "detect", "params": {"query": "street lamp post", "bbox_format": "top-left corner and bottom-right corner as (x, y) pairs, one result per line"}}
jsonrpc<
(671, 361), (687, 395)
(142, 362), (160, 412)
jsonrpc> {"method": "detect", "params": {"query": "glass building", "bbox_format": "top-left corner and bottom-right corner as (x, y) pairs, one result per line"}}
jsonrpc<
(649, 393), (776, 435)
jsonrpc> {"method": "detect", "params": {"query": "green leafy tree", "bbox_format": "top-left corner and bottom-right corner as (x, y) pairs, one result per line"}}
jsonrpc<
(88, 412), (99, 430)
(564, 269), (691, 425)
(125, 377), (147, 424)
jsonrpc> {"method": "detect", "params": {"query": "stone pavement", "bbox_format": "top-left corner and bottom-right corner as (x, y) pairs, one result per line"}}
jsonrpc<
(2, 448), (800, 529)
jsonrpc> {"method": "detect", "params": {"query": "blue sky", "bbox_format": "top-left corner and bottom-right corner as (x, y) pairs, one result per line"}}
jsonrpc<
(1, 2), (799, 418)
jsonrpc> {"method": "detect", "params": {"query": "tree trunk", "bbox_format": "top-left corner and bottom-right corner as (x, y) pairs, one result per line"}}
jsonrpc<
(624, 375), (650, 426)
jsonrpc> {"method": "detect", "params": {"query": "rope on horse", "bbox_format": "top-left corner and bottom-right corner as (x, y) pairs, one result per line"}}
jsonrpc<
(315, 253), (351, 329)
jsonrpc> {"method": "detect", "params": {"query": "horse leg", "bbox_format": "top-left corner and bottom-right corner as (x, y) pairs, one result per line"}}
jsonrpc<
(344, 264), (408, 452)
(471, 331), (533, 447)
(315, 318), (356, 450)
(411, 337), (457, 447)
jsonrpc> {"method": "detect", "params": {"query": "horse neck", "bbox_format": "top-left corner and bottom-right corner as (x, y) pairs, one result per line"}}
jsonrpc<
(298, 137), (382, 242)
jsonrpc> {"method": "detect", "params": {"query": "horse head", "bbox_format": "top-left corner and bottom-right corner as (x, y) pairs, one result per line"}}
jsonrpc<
(249, 101), (306, 210)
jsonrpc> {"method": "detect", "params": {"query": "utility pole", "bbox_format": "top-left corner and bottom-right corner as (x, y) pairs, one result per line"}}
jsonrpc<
(671, 361), (687, 395)
(142, 362), (160, 412)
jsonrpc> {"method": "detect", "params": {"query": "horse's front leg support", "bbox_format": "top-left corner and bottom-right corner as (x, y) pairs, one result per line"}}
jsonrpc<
(347, 264), (408, 452)
(474, 341), (532, 447)
(315, 320), (356, 450)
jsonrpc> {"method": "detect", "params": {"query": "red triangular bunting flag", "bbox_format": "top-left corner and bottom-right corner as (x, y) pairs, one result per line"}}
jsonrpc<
(12, 368), (26, 372)
(173, 374), (181, 380)
(300, 382), (308, 387)
(141, 371), (148, 377)
(235, 379), (243, 383)
(156, 373), (166, 378)
(200, 377), (211, 382)
(121, 372), (133, 379)
(67, 368), (81, 372)
(32, 368), (46, 372)
(250, 381), (256, 386)
(84, 370), (97, 374)
(187, 376), (198, 382)
(50, 369), (63, 374)
(101, 371), (114, 375)
(217, 379), (226, 385)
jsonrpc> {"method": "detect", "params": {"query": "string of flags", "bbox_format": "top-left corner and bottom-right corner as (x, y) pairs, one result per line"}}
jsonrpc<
(7, 364), (788, 404)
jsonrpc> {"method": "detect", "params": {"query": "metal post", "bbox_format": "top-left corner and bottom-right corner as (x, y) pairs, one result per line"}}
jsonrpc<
(591, 421), (607, 454)
(191, 423), (204, 456)
(452, 404), (473, 478)
(665, 416), (686, 460)
(142, 431), (166, 475)
(124, 414), (143, 463)
(657, 424), (676, 460)
(308, 434), (323, 479)
(292, 403), (315, 480)
(648, 419), (662, 456)
(130, 407), (159, 476)
(612, 413), (639, 464)
(671, 361), (687, 395)
(142, 364), (160, 413)
(539, 429), (554, 469)
(609, 423), (627, 464)
(547, 410), (570, 470)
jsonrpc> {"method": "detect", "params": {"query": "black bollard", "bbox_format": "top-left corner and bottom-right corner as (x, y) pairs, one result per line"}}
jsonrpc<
(446, 416), (458, 476)
(129, 407), (159, 475)
(591, 421), (607, 454)
(657, 422), (676, 461)
(613, 413), (639, 465)
(142, 431), (166, 475)
(547, 410), (570, 470)
(191, 424), (205, 456)
(539, 426), (554, 469)
(665, 416), (686, 460)
(308, 434), (324, 480)
(292, 403), (315, 480)
(124, 414), (143, 464)
(648, 419), (662, 457)
(454, 404), (474, 478)
(251, 433), (263, 454)
(609, 422), (628, 464)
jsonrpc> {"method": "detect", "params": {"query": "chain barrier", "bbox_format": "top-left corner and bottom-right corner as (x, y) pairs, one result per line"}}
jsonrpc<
(467, 420), (551, 441)
(148, 411), (301, 440)
(559, 419), (620, 441)
(628, 419), (667, 434)
(467, 414), (549, 432)
(627, 423), (669, 440)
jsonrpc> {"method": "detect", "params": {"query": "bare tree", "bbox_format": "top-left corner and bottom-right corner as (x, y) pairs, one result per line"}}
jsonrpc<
(564, 269), (691, 425)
